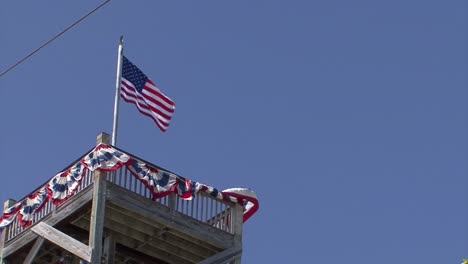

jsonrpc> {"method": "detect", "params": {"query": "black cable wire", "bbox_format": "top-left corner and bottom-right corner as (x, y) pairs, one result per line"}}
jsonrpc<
(0, 0), (112, 78)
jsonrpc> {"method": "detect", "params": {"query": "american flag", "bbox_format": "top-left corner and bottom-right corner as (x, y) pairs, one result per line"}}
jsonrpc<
(120, 56), (176, 131)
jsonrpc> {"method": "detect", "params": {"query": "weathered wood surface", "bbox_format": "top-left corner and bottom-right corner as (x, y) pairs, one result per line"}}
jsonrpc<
(105, 206), (217, 258)
(88, 132), (110, 264)
(105, 217), (203, 262)
(232, 204), (244, 264)
(197, 246), (242, 264)
(88, 171), (106, 264)
(103, 235), (115, 264)
(106, 202), (223, 255)
(31, 222), (91, 262)
(106, 183), (235, 249)
(74, 217), (192, 264)
(22, 237), (44, 264)
(72, 209), (217, 263)
(1, 185), (93, 259)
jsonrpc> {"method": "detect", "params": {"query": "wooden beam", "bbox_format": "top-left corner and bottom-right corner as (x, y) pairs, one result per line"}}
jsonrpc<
(111, 232), (193, 264)
(168, 193), (177, 214)
(88, 132), (110, 264)
(103, 206), (217, 258)
(72, 218), (196, 264)
(231, 204), (243, 264)
(106, 183), (235, 249)
(105, 217), (204, 262)
(23, 237), (45, 264)
(33, 240), (62, 263)
(31, 222), (91, 262)
(106, 203), (221, 254)
(115, 243), (169, 264)
(1, 186), (93, 259)
(197, 246), (242, 264)
(103, 235), (115, 264)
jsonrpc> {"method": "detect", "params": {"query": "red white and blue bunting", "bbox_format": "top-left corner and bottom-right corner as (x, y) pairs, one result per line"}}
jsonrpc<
(18, 187), (48, 226)
(0, 144), (259, 230)
(126, 159), (177, 198)
(0, 202), (21, 228)
(47, 162), (86, 206)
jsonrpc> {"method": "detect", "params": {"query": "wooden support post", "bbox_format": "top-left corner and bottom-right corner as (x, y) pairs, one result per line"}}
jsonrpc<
(31, 222), (91, 262)
(1, 199), (16, 264)
(168, 193), (177, 214)
(89, 132), (110, 264)
(197, 246), (242, 264)
(23, 237), (44, 264)
(103, 235), (115, 264)
(232, 204), (243, 264)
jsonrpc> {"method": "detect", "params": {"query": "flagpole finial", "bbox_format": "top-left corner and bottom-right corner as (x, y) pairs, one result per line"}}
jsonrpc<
(119, 35), (124, 44)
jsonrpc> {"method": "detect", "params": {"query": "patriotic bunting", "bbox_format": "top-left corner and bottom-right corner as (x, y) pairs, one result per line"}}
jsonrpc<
(18, 187), (47, 226)
(0, 202), (21, 228)
(126, 159), (177, 199)
(82, 144), (131, 171)
(48, 162), (86, 205)
(0, 144), (259, 230)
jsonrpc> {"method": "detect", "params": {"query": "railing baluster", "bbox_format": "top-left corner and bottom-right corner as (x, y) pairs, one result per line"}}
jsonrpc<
(117, 168), (122, 187)
(181, 198), (185, 213)
(200, 196), (204, 221)
(7, 221), (12, 240)
(196, 195), (200, 220)
(190, 196), (195, 218)
(214, 200), (220, 227)
(210, 197), (214, 221)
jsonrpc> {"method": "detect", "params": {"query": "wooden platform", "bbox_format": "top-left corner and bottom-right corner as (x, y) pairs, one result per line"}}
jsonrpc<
(1, 180), (243, 264)
(0, 134), (243, 264)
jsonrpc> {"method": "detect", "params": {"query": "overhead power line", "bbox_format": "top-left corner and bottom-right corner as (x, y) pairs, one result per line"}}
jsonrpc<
(0, 0), (112, 78)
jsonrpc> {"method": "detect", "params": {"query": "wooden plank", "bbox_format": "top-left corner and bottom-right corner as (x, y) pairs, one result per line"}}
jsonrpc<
(231, 204), (243, 264)
(73, 210), (218, 259)
(1, 185), (93, 258)
(103, 235), (115, 264)
(168, 193), (177, 214)
(31, 222), (91, 262)
(111, 226), (194, 264)
(104, 217), (204, 262)
(72, 217), (200, 264)
(111, 232), (193, 264)
(88, 170), (106, 264)
(88, 132), (110, 264)
(106, 183), (235, 249)
(103, 207), (217, 258)
(115, 243), (169, 264)
(22, 237), (45, 264)
(106, 189), (231, 253)
(67, 219), (189, 264)
(197, 246), (242, 264)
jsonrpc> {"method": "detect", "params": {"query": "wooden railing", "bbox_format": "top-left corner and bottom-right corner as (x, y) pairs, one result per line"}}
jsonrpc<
(3, 169), (95, 243)
(107, 166), (236, 233)
(3, 165), (236, 244)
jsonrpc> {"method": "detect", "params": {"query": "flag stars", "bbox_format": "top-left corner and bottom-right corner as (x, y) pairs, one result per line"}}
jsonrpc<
(122, 56), (148, 92)
(119, 55), (176, 132)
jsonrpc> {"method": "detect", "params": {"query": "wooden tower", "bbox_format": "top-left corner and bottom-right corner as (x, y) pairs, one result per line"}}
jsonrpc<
(0, 133), (258, 264)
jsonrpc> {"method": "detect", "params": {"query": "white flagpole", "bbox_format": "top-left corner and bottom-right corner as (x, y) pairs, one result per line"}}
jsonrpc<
(111, 36), (124, 146)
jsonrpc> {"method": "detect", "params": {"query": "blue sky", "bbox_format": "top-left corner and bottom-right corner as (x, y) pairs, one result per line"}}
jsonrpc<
(1, 1), (467, 263)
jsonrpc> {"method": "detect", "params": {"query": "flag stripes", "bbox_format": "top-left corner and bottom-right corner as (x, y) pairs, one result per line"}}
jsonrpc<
(120, 56), (176, 131)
